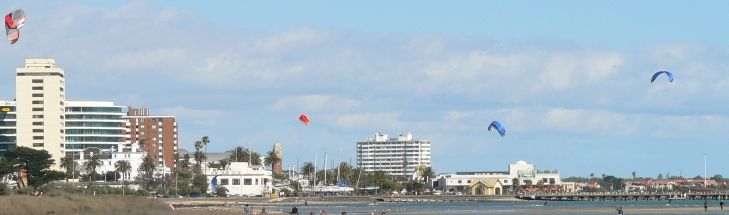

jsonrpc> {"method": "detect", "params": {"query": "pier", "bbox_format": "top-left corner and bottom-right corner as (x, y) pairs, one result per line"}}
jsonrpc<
(519, 192), (729, 201)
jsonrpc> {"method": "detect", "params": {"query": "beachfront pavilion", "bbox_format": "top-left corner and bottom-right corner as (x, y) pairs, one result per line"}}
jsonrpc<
(469, 179), (503, 195)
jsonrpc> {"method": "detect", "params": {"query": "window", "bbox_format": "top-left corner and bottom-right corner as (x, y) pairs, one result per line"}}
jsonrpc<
(467, 180), (471, 183)
(32, 107), (43, 111)
(60, 115), (64, 119)
(244, 179), (252, 185)
(233, 179), (240, 185)
(32, 115), (43, 119)
(458, 180), (462, 184)
(32, 100), (43, 104)
(60, 101), (64, 105)
(32, 93), (43, 97)
(60, 129), (64, 133)
(32, 79), (43, 83)
(255, 178), (259, 185)
(221, 179), (229, 185)
(32, 129), (43, 133)
(33, 136), (44, 140)
(33, 122), (43, 126)
(33, 143), (44, 147)
(60, 87), (64, 92)
(32, 86), (43, 90)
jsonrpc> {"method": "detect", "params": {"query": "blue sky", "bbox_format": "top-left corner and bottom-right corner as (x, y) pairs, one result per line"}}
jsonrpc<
(2, 1), (729, 178)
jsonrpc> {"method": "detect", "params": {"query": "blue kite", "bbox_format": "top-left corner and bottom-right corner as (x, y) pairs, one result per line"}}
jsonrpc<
(488, 121), (506, 137)
(651, 71), (674, 83)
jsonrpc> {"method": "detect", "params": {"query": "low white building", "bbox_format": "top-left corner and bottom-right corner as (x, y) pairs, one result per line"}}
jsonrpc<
(205, 161), (273, 197)
(75, 143), (149, 181)
(434, 160), (561, 193)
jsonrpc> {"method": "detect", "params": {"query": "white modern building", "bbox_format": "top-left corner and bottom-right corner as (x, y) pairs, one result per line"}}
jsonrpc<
(434, 160), (561, 193)
(356, 132), (431, 179)
(206, 162), (273, 197)
(15, 59), (66, 169)
(64, 101), (128, 157)
(0, 101), (16, 156)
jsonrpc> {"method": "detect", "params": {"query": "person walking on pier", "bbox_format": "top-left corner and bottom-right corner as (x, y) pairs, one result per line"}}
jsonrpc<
(704, 200), (709, 212)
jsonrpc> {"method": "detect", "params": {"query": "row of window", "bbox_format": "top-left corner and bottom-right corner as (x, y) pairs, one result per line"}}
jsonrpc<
(0, 121), (16, 126)
(215, 178), (258, 186)
(65, 144), (116, 149)
(65, 136), (124, 142)
(66, 107), (122, 113)
(65, 114), (122, 120)
(31, 101), (65, 105)
(65, 122), (125, 127)
(65, 129), (123, 135)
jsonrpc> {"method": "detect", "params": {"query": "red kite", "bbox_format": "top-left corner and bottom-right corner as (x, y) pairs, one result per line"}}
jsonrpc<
(299, 114), (311, 125)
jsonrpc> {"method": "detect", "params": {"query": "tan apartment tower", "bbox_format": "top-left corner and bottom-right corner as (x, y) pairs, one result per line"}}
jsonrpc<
(127, 107), (179, 171)
(16, 59), (66, 169)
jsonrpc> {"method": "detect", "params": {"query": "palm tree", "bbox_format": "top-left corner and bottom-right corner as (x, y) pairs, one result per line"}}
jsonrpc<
(250, 152), (262, 165)
(139, 155), (156, 186)
(201, 136), (210, 169)
(228, 146), (250, 162)
(59, 156), (76, 181)
(115, 160), (131, 195)
(85, 155), (101, 182)
(181, 153), (191, 169)
(420, 166), (435, 192)
(218, 159), (229, 170)
(300, 162), (315, 180)
(264, 149), (281, 181)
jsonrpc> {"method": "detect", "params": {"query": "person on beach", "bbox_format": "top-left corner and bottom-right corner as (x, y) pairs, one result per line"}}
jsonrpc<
(320, 209), (328, 215)
(305, 200), (308, 206)
(291, 206), (299, 214)
(261, 207), (268, 215)
(720, 200), (725, 210)
(341, 212), (347, 215)
(616, 206), (623, 215)
(705, 200), (709, 212)
(244, 204), (252, 214)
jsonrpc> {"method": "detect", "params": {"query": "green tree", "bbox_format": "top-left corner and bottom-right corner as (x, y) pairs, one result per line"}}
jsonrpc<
(59, 156), (76, 180)
(5, 147), (65, 193)
(512, 178), (520, 193)
(419, 166), (435, 192)
(115, 160), (131, 180)
(264, 149), (281, 184)
(115, 160), (132, 195)
(228, 146), (251, 162)
(85, 155), (101, 182)
(215, 186), (228, 197)
(404, 181), (426, 194)
(218, 159), (229, 170)
(180, 153), (191, 169)
(250, 152), (262, 165)
(300, 162), (315, 180)
(138, 155), (156, 188)
(201, 136), (210, 169)
(192, 173), (208, 195)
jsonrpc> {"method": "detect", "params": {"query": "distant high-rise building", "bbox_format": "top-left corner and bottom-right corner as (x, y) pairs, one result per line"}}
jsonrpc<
(15, 59), (66, 169)
(0, 101), (16, 156)
(64, 101), (128, 160)
(126, 107), (179, 170)
(356, 132), (432, 179)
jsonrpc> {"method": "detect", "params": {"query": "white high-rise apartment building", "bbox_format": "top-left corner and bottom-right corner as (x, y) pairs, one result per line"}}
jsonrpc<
(15, 59), (66, 169)
(357, 132), (432, 178)
(64, 101), (128, 159)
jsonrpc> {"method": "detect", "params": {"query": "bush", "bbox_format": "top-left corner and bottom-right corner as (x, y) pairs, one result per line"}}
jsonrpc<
(215, 186), (228, 197)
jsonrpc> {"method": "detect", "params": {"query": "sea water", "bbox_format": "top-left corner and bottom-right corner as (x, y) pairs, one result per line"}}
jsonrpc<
(258, 200), (728, 214)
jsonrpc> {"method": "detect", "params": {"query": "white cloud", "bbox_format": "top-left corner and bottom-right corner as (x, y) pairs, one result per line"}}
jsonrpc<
(158, 106), (226, 127)
(334, 112), (404, 130)
(270, 95), (360, 112)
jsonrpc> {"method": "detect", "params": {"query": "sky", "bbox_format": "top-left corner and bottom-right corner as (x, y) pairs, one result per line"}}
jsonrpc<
(2, 1), (729, 178)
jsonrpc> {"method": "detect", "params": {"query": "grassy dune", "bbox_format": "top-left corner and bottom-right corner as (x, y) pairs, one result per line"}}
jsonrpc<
(0, 194), (173, 215)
